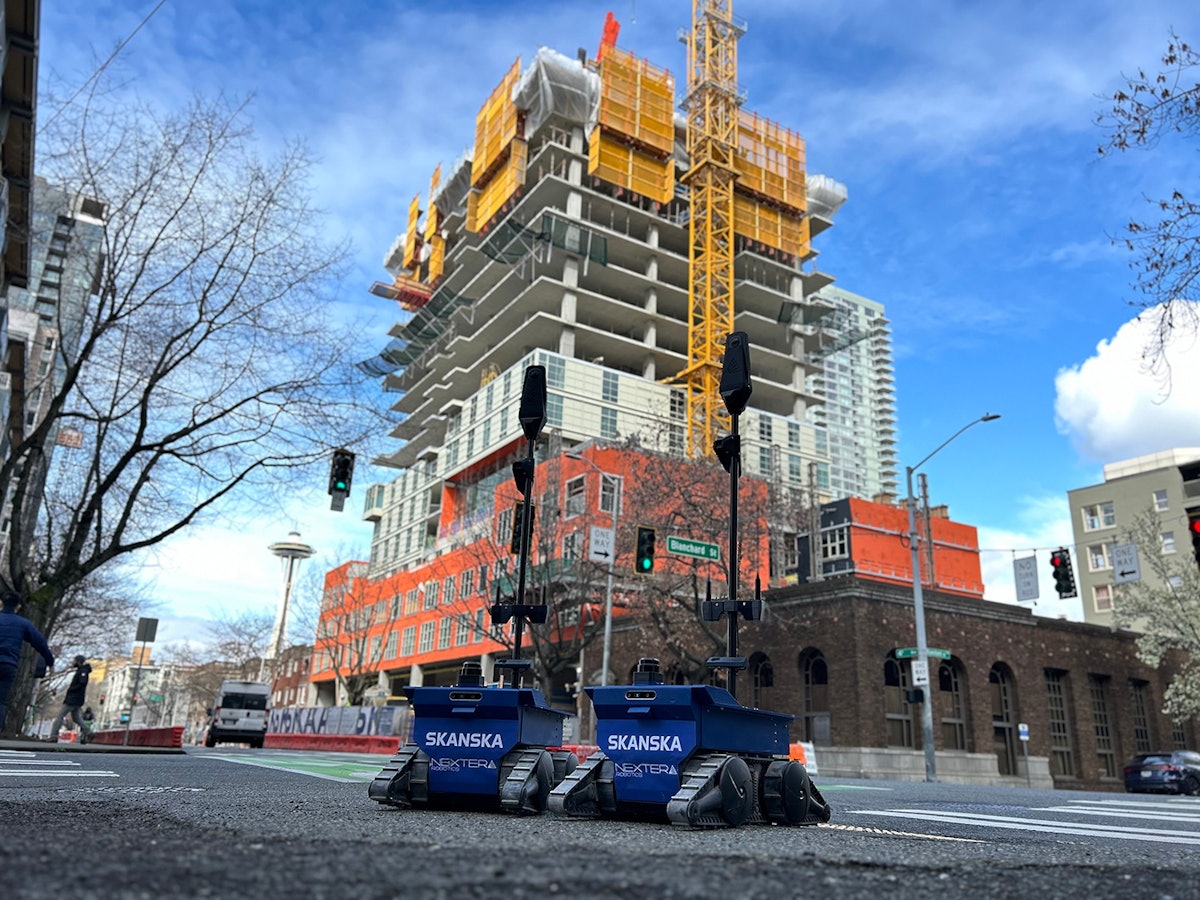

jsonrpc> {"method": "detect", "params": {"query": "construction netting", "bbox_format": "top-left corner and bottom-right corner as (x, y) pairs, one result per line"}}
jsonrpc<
(513, 47), (601, 138)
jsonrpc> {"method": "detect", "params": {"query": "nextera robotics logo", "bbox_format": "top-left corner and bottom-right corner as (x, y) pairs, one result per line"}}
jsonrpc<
(430, 758), (498, 772)
(607, 734), (684, 752)
(614, 762), (678, 777)
(425, 731), (505, 748)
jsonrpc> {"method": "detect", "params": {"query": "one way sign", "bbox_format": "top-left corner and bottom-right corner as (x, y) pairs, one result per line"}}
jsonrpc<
(1111, 543), (1140, 585)
(589, 525), (615, 564)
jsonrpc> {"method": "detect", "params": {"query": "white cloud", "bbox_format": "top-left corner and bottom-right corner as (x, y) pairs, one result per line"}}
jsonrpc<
(1054, 303), (1200, 462)
(979, 494), (1081, 620)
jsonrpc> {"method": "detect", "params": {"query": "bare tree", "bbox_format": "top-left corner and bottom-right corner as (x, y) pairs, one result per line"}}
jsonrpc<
(1113, 510), (1200, 724)
(0, 86), (386, 734)
(315, 569), (393, 705)
(1098, 30), (1200, 365)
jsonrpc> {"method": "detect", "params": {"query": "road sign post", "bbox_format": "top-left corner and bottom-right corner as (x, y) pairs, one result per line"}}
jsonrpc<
(1018, 722), (1031, 788)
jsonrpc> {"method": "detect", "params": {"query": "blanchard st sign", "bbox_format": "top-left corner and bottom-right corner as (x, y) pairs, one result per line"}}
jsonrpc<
(666, 536), (720, 561)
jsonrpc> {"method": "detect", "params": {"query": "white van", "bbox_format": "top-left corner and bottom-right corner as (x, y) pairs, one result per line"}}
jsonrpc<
(204, 680), (270, 748)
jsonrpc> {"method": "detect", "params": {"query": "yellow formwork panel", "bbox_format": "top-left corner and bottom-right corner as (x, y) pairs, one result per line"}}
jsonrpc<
(423, 163), (442, 245)
(587, 129), (675, 204)
(734, 110), (806, 214)
(471, 58), (522, 189)
(734, 194), (811, 259)
(428, 234), (445, 281)
(467, 138), (527, 233)
(402, 194), (421, 271)
(596, 47), (674, 157)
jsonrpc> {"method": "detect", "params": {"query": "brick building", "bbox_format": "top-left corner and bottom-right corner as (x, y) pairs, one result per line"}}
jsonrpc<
(599, 575), (1194, 792)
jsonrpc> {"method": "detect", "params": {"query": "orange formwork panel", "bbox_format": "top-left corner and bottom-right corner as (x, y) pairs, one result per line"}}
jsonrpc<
(467, 138), (527, 233)
(428, 234), (446, 281)
(588, 129), (675, 204)
(734, 110), (806, 214)
(471, 58), (522, 189)
(595, 47), (675, 158)
(734, 194), (810, 259)
(423, 163), (442, 245)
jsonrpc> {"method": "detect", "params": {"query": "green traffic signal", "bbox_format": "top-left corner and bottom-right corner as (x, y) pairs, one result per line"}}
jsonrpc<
(635, 525), (656, 573)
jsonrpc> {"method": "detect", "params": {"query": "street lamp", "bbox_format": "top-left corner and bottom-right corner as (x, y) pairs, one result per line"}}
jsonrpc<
(906, 413), (999, 783)
(564, 451), (619, 690)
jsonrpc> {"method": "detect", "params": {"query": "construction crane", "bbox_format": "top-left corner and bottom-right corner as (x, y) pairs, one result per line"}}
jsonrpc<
(677, 0), (744, 457)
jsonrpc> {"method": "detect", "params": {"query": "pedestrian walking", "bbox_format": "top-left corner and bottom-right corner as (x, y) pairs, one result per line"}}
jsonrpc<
(0, 590), (55, 733)
(50, 655), (93, 742)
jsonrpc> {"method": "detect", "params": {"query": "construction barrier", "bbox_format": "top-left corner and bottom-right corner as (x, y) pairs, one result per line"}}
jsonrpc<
(91, 726), (184, 749)
(265, 733), (400, 754)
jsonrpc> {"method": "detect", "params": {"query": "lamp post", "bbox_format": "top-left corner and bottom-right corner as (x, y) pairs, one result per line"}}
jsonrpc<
(564, 451), (619, 690)
(262, 532), (315, 687)
(906, 413), (999, 783)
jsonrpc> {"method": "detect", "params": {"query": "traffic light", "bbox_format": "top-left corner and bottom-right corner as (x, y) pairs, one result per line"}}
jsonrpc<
(98, 694), (105, 706)
(1188, 510), (1200, 566)
(328, 449), (356, 512)
(510, 500), (536, 555)
(1050, 548), (1077, 599)
(635, 525), (657, 573)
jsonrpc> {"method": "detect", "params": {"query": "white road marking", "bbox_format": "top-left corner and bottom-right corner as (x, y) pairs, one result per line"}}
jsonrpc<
(0, 770), (119, 777)
(861, 809), (1200, 845)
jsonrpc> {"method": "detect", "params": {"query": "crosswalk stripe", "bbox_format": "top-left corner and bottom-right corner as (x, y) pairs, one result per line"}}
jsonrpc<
(1044, 805), (1200, 823)
(0, 770), (119, 777)
(1, 759), (82, 767)
(861, 810), (1200, 845)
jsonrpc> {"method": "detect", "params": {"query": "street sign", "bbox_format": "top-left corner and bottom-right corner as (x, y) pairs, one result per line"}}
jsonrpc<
(1013, 555), (1039, 602)
(910, 659), (930, 688)
(1018, 722), (1030, 742)
(895, 647), (951, 660)
(1112, 543), (1141, 584)
(589, 526), (615, 564)
(666, 535), (720, 561)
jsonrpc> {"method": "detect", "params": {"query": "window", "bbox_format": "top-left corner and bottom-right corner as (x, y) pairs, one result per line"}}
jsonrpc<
(475, 608), (486, 642)
(404, 588), (419, 615)
(820, 527), (848, 560)
(369, 635), (382, 662)
(401, 626), (416, 656)
(602, 371), (619, 403)
(758, 446), (771, 476)
(1130, 680), (1154, 753)
(547, 394), (563, 427)
(565, 476), (586, 519)
(884, 658), (914, 748)
(1044, 669), (1076, 777)
(438, 617), (452, 650)
(1161, 531), (1176, 554)
(759, 416), (773, 443)
(546, 355), (565, 388)
(478, 565), (488, 597)
(600, 474), (620, 515)
(1153, 489), (1169, 512)
(563, 531), (581, 561)
(788, 421), (801, 450)
(939, 661), (969, 751)
(1089, 675), (1119, 779)
(600, 407), (618, 438)
(460, 569), (475, 599)
(424, 581), (439, 609)
(1087, 544), (1110, 571)
(456, 613), (471, 646)
(442, 576), (455, 606)
(1093, 584), (1113, 613)
(390, 594), (402, 619)
(1082, 501), (1115, 531)
(418, 621), (435, 653)
(788, 455), (802, 483)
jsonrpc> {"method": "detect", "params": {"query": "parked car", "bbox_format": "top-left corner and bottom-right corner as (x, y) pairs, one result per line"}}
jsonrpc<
(1123, 750), (1200, 795)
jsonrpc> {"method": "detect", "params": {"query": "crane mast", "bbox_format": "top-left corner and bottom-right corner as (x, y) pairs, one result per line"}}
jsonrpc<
(678, 0), (744, 456)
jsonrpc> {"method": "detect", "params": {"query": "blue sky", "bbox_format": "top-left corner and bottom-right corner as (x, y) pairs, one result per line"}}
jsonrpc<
(37, 0), (1200, 645)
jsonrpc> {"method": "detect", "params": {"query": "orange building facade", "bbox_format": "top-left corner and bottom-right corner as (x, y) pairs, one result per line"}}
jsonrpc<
(794, 496), (983, 598)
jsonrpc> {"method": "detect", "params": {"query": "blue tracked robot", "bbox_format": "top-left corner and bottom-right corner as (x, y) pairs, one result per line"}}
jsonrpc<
(549, 333), (832, 828)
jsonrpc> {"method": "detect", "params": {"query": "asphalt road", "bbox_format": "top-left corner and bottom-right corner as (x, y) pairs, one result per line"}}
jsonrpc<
(2, 745), (1197, 899)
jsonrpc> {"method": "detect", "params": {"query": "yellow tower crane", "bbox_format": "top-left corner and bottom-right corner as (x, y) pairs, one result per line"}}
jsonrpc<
(677, 0), (744, 457)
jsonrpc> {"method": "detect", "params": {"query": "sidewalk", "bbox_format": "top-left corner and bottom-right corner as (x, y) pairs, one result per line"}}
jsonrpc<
(0, 736), (186, 755)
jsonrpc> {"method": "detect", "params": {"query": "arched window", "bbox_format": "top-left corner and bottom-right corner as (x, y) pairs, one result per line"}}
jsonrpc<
(884, 656), (914, 748)
(989, 664), (1018, 776)
(797, 648), (829, 744)
(938, 658), (970, 751)
(749, 652), (774, 709)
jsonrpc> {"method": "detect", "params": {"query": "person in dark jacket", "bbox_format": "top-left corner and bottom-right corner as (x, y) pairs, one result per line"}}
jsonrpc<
(0, 590), (55, 732)
(50, 655), (93, 742)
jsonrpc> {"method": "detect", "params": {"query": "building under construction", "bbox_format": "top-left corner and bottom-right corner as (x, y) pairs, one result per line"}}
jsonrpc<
(354, 15), (884, 584)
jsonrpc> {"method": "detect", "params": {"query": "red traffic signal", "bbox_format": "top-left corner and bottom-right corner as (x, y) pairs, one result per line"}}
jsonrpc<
(1188, 511), (1200, 565)
(1050, 548), (1077, 599)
